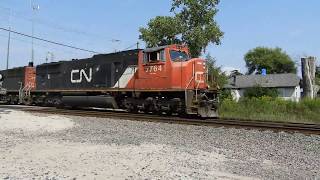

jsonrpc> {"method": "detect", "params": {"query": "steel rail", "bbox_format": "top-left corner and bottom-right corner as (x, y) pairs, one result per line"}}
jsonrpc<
(17, 107), (320, 135)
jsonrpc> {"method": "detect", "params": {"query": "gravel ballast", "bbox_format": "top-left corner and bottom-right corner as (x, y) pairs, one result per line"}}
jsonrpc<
(0, 108), (319, 179)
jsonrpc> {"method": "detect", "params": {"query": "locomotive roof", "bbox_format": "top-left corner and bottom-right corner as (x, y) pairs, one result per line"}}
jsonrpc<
(143, 45), (169, 53)
(0, 66), (26, 72)
(93, 49), (141, 58)
(37, 49), (141, 67)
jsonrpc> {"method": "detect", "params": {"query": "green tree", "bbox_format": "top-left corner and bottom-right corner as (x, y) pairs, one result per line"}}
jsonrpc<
(139, 0), (224, 57)
(244, 47), (297, 74)
(139, 16), (182, 47)
(171, 0), (224, 57)
(206, 54), (227, 89)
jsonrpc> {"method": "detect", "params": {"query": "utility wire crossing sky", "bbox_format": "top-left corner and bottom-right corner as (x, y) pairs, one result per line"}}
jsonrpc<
(0, 27), (100, 54)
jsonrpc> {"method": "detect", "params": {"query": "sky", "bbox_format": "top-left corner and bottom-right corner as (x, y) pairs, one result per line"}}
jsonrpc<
(0, 0), (319, 74)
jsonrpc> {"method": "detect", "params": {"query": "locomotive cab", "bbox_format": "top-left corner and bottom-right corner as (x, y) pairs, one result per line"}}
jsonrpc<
(135, 44), (207, 90)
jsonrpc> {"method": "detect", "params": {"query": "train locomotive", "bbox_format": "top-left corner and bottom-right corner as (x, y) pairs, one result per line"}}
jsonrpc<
(0, 44), (218, 118)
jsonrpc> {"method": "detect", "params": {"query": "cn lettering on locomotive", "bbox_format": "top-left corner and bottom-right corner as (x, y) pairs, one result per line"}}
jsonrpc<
(70, 68), (93, 84)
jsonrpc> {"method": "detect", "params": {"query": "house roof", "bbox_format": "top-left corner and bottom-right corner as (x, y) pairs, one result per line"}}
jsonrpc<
(224, 73), (300, 89)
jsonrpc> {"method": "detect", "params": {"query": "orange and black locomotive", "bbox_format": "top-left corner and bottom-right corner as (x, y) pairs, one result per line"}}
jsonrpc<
(0, 44), (218, 117)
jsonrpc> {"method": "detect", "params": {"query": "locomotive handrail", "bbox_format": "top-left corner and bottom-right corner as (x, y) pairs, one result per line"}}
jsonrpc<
(185, 61), (195, 89)
(185, 61), (195, 110)
(185, 76), (194, 92)
(18, 83), (33, 104)
(195, 81), (200, 102)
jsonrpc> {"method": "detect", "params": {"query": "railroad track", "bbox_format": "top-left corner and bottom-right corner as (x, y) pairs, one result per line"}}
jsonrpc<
(2, 105), (320, 135)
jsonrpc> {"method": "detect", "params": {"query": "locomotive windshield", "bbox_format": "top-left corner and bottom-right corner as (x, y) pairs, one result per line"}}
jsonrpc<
(170, 50), (190, 62)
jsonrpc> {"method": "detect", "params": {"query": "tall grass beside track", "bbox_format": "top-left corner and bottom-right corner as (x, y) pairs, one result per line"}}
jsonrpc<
(219, 97), (320, 124)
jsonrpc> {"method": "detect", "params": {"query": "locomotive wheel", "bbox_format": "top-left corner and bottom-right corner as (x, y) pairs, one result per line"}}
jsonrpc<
(4, 96), (11, 104)
(164, 111), (172, 116)
(127, 104), (138, 113)
(34, 97), (45, 106)
(23, 97), (33, 106)
(53, 96), (63, 108)
(43, 98), (50, 107)
(10, 96), (19, 105)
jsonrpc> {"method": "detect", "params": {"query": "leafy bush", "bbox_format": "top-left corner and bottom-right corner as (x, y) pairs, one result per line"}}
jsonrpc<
(243, 86), (279, 98)
(218, 89), (232, 102)
(206, 54), (228, 89)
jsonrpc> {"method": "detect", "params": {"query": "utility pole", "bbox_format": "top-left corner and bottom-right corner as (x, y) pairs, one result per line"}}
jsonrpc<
(30, 0), (40, 65)
(136, 42), (139, 49)
(6, 9), (11, 70)
(111, 39), (121, 52)
(46, 51), (54, 63)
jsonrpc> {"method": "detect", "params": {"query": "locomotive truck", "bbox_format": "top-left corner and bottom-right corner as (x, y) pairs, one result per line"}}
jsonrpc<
(0, 44), (218, 118)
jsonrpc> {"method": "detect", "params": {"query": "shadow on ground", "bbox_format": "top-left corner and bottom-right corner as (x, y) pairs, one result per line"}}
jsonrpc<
(0, 109), (10, 114)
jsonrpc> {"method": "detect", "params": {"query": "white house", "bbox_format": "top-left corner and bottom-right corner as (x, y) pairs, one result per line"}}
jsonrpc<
(224, 73), (301, 102)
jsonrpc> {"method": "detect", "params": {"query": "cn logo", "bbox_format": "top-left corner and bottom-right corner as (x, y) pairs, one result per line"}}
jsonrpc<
(71, 68), (92, 83)
(195, 72), (204, 83)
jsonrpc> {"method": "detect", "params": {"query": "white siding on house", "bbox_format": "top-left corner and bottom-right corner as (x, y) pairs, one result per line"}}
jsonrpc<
(230, 86), (301, 102)
(224, 73), (301, 101)
(277, 86), (301, 102)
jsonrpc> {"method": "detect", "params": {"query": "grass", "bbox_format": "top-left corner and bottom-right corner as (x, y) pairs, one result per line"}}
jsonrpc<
(219, 97), (320, 124)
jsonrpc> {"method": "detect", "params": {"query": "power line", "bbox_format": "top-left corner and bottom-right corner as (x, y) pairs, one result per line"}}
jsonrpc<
(0, 5), (122, 43)
(0, 6), (139, 52)
(0, 27), (100, 54)
(0, 33), (83, 56)
(123, 43), (139, 51)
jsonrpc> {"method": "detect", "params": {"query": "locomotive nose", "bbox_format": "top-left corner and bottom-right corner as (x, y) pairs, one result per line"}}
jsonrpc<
(0, 73), (3, 81)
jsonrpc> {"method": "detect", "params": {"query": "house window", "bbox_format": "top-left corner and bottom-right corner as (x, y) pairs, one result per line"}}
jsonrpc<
(278, 88), (294, 97)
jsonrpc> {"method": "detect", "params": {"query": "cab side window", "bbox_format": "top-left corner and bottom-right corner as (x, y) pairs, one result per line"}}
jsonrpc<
(143, 50), (166, 63)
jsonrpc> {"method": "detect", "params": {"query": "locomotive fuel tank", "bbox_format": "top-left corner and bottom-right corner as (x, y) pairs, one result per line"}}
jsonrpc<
(62, 96), (118, 109)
